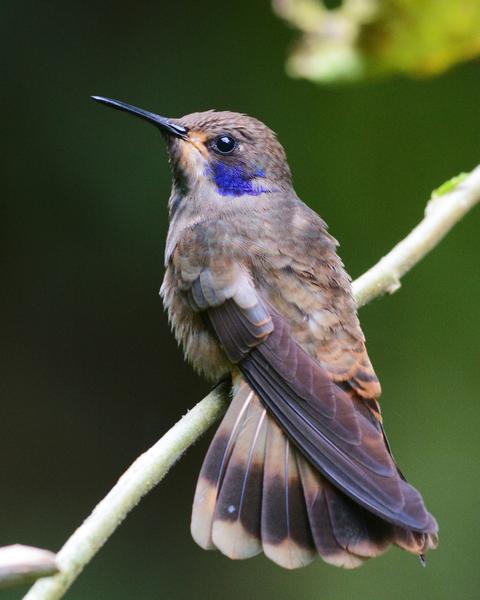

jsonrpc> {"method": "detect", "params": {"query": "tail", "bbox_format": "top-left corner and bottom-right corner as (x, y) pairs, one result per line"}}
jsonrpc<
(191, 381), (438, 569)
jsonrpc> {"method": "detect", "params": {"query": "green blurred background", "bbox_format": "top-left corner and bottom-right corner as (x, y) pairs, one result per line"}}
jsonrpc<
(2, 1), (480, 599)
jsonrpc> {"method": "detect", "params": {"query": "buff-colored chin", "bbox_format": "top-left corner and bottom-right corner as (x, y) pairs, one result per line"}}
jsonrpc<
(174, 132), (209, 179)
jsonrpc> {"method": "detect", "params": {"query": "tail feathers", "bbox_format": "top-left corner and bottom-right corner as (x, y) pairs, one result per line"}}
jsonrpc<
(190, 384), (255, 551)
(211, 393), (267, 559)
(261, 416), (316, 568)
(191, 384), (437, 569)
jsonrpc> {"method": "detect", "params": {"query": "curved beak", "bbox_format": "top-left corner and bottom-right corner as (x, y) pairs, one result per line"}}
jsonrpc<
(91, 96), (188, 139)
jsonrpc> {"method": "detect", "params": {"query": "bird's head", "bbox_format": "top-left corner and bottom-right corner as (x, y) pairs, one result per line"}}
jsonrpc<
(92, 97), (293, 204)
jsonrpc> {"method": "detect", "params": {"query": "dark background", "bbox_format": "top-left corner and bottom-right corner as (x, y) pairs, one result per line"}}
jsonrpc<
(2, 1), (480, 599)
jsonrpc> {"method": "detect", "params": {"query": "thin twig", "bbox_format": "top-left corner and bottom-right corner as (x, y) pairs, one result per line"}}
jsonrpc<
(0, 545), (58, 589)
(23, 383), (230, 600)
(353, 166), (480, 307)
(23, 167), (480, 600)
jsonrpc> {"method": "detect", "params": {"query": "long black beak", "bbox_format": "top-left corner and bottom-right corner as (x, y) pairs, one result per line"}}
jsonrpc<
(91, 96), (188, 139)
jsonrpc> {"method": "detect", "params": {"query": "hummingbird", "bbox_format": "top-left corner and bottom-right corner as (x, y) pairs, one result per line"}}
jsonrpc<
(92, 96), (438, 569)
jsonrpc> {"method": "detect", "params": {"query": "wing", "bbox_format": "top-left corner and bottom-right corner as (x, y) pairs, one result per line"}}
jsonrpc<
(181, 263), (436, 534)
(263, 223), (383, 402)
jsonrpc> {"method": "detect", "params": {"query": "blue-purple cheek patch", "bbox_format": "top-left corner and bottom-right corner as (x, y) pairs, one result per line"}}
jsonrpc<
(207, 163), (270, 197)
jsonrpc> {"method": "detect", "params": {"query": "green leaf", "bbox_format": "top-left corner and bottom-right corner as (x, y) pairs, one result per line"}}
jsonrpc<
(432, 172), (469, 198)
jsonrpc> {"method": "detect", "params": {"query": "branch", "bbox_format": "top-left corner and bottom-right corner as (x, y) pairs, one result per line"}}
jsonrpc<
(0, 545), (57, 590)
(23, 383), (230, 600)
(353, 167), (480, 306)
(23, 167), (480, 600)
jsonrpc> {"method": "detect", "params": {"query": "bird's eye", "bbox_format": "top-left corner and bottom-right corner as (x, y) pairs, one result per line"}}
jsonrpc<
(212, 135), (237, 155)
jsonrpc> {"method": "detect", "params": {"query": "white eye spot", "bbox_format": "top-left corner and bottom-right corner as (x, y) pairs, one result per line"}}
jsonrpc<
(227, 504), (236, 514)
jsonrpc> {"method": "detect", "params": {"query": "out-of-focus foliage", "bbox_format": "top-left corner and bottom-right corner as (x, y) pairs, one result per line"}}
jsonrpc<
(273, 0), (480, 83)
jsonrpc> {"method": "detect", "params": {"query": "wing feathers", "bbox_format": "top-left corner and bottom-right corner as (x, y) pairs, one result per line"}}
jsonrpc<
(187, 264), (438, 564)
(208, 301), (437, 534)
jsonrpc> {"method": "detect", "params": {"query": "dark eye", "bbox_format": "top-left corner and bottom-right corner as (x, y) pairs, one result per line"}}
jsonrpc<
(212, 134), (237, 155)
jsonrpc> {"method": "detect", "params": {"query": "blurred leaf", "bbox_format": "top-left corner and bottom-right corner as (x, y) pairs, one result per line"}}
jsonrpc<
(273, 0), (480, 83)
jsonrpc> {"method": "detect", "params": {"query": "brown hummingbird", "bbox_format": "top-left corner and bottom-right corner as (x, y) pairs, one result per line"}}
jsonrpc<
(92, 96), (438, 569)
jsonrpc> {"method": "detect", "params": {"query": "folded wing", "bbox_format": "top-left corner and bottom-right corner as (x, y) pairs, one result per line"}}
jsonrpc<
(186, 265), (437, 533)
